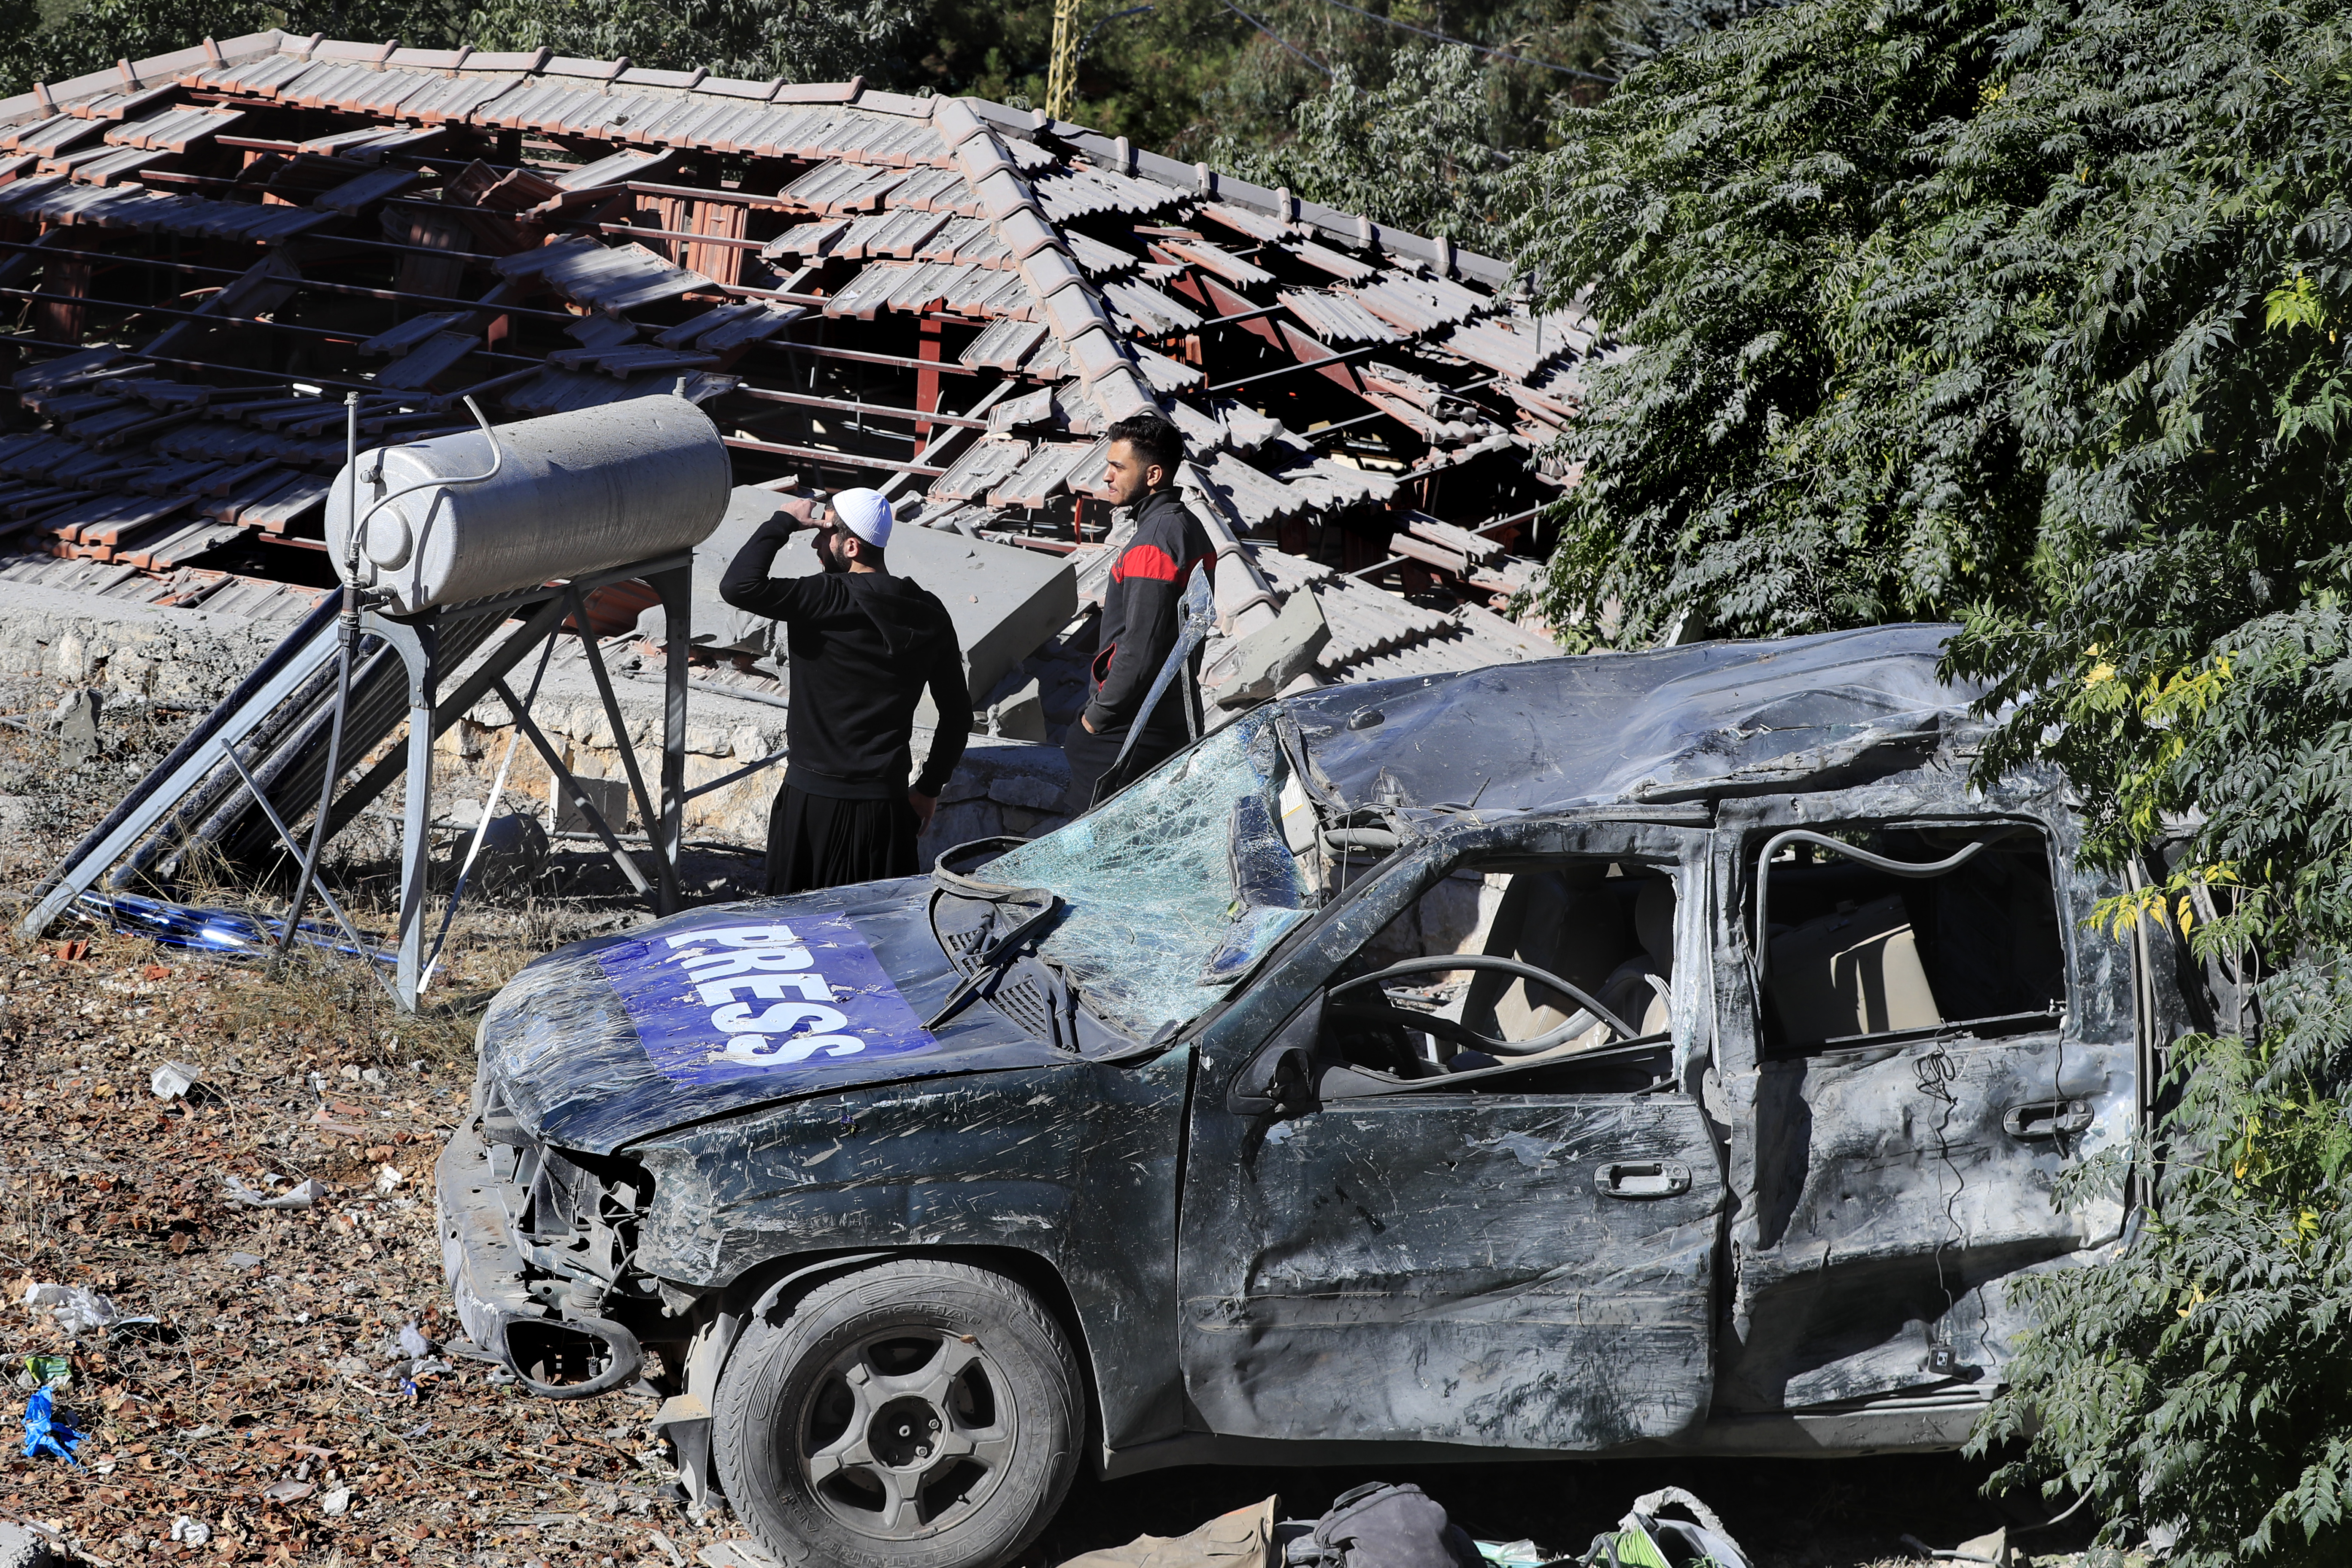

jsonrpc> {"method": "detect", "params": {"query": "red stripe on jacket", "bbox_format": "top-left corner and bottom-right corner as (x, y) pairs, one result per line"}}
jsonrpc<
(1112, 543), (1180, 583)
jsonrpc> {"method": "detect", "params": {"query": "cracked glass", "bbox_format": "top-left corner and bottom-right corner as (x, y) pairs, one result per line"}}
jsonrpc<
(980, 710), (1315, 1039)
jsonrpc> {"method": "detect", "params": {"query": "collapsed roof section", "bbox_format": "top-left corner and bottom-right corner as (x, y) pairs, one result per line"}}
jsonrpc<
(0, 31), (1589, 682)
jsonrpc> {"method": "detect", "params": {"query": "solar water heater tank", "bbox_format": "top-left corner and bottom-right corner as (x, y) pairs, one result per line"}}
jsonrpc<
(326, 395), (733, 615)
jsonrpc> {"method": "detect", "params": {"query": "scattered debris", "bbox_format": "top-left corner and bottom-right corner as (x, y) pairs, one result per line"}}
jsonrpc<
(167, 1515), (210, 1545)
(19, 1387), (81, 1463)
(18, 1356), (69, 1391)
(21, 1283), (116, 1337)
(220, 1176), (327, 1209)
(146, 1060), (202, 1100)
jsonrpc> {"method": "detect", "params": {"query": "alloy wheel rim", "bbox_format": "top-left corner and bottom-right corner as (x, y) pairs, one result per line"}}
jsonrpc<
(797, 1328), (1017, 1540)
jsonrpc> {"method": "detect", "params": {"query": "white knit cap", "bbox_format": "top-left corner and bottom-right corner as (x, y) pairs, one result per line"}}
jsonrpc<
(832, 487), (892, 549)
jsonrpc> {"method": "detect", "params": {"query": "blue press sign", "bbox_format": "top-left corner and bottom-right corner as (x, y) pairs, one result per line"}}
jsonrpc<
(600, 914), (939, 1085)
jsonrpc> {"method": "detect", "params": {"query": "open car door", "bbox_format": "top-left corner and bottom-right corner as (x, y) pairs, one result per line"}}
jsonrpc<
(1711, 793), (2134, 1412)
(1176, 820), (1726, 1451)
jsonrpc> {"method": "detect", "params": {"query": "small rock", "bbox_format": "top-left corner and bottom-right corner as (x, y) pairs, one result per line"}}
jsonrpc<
(55, 689), (100, 768)
(168, 1516), (209, 1545)
(319, 1485), (352, 1517)
(225, 1253), (263, 1272)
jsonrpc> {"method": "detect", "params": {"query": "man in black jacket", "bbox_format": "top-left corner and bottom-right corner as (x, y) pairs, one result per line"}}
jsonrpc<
(1062, 413), (1212, 814)
(719, 487), (969, 894)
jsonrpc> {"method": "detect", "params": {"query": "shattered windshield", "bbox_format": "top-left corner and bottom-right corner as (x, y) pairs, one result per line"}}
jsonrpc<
(979, 709), (1318, 1040)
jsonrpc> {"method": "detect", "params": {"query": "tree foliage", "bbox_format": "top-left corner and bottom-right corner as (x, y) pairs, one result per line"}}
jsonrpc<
(1210, 44), (1514, 245)
(1511, 0), (2352, 1559)
(463, 0), (924, 86)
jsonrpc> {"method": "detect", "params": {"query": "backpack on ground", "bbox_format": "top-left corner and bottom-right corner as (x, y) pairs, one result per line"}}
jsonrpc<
(1283, 1482), (1484, 1568)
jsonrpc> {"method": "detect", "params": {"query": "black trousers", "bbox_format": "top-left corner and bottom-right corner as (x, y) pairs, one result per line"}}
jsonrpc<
(1060, 721), (1185, 816)
(764, 784), (920, 895)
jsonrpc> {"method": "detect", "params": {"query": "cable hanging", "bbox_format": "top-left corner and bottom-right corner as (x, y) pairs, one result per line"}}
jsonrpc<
(1214, 0), (1337, 76)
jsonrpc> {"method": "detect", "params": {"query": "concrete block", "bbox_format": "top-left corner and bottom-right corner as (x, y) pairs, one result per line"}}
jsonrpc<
(0, 579), (284, 702)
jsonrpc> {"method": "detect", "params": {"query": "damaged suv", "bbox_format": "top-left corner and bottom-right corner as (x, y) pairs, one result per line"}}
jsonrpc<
(440, 624), (2202, 1568)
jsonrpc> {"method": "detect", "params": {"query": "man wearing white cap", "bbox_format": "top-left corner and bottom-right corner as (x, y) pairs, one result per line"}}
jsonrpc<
(720, 487), (969, 894)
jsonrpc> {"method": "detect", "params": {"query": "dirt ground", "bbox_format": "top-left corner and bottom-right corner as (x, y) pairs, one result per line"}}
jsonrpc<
(0, 675), (2120, 1568)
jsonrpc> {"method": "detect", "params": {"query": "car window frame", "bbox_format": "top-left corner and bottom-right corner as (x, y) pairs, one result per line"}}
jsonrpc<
(1191, 813), (1714, 1102)
(1727, 807), (2080, 1063)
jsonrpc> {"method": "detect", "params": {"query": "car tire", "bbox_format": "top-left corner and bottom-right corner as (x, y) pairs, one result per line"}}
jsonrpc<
(713, 1258), (1084, 1568)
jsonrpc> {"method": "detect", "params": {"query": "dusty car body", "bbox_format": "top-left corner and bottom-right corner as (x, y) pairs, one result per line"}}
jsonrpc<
(438, 624), (2201, 1568)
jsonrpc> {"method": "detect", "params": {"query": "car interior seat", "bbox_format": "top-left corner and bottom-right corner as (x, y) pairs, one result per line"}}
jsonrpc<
(1459, 867), (1678, 1057)
(1459, 864), (1630, 1046)
(1766, 891), (1943, 1046)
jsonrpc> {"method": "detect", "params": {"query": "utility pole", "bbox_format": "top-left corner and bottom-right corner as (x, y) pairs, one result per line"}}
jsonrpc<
(1047, 0), (1081, 120)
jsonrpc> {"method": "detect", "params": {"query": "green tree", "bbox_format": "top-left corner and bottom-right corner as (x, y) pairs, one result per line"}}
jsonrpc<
(1507, 0), (2352, 1559)
(463, 0), (922, 83)
(1210, 44), (1514, 245)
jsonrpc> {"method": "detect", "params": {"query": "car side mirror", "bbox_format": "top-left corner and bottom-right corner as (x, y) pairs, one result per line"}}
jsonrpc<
(1227, 1044), (1314, 1119)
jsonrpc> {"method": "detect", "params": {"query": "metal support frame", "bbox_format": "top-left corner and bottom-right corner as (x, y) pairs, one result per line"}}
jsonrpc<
(357, 553), (694, 1008)
(22, 549), (696, 1017)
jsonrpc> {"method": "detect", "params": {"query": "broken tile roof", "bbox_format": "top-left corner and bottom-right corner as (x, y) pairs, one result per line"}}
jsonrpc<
(0, 30), (1582, 676)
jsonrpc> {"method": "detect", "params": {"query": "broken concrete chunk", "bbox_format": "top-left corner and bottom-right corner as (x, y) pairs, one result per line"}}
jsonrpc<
(0, 1521), (71, 1568)
(1212, 587), (1330, 710)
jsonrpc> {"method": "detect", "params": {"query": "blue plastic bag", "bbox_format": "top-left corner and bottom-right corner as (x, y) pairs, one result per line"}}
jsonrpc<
(21, 1387), (83, 1464)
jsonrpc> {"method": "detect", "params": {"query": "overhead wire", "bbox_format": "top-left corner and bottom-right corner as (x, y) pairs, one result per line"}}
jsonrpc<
(1212, 0), (1336, 75)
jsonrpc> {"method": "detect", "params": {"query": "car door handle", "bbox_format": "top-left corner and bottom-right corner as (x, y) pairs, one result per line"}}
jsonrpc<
(1594, 1160), (1692, 1199)
(2003, 1099), (2092, 1139)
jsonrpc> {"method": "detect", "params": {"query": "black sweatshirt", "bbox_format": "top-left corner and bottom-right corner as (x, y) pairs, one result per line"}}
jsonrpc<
(1082, 486), (1214, 743)
(718, 514), (970, 801)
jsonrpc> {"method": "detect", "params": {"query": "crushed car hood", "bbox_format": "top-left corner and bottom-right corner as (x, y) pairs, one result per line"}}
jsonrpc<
(478, 877), (1069, 1153)
(1289, 623), (1980, 817)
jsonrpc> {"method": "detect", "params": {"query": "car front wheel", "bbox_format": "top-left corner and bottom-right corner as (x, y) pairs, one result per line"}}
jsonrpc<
(713, 1258), (1084, 1568)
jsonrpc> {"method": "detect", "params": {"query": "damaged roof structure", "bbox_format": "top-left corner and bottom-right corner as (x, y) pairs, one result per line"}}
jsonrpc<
(0, 30), (1589, 691)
